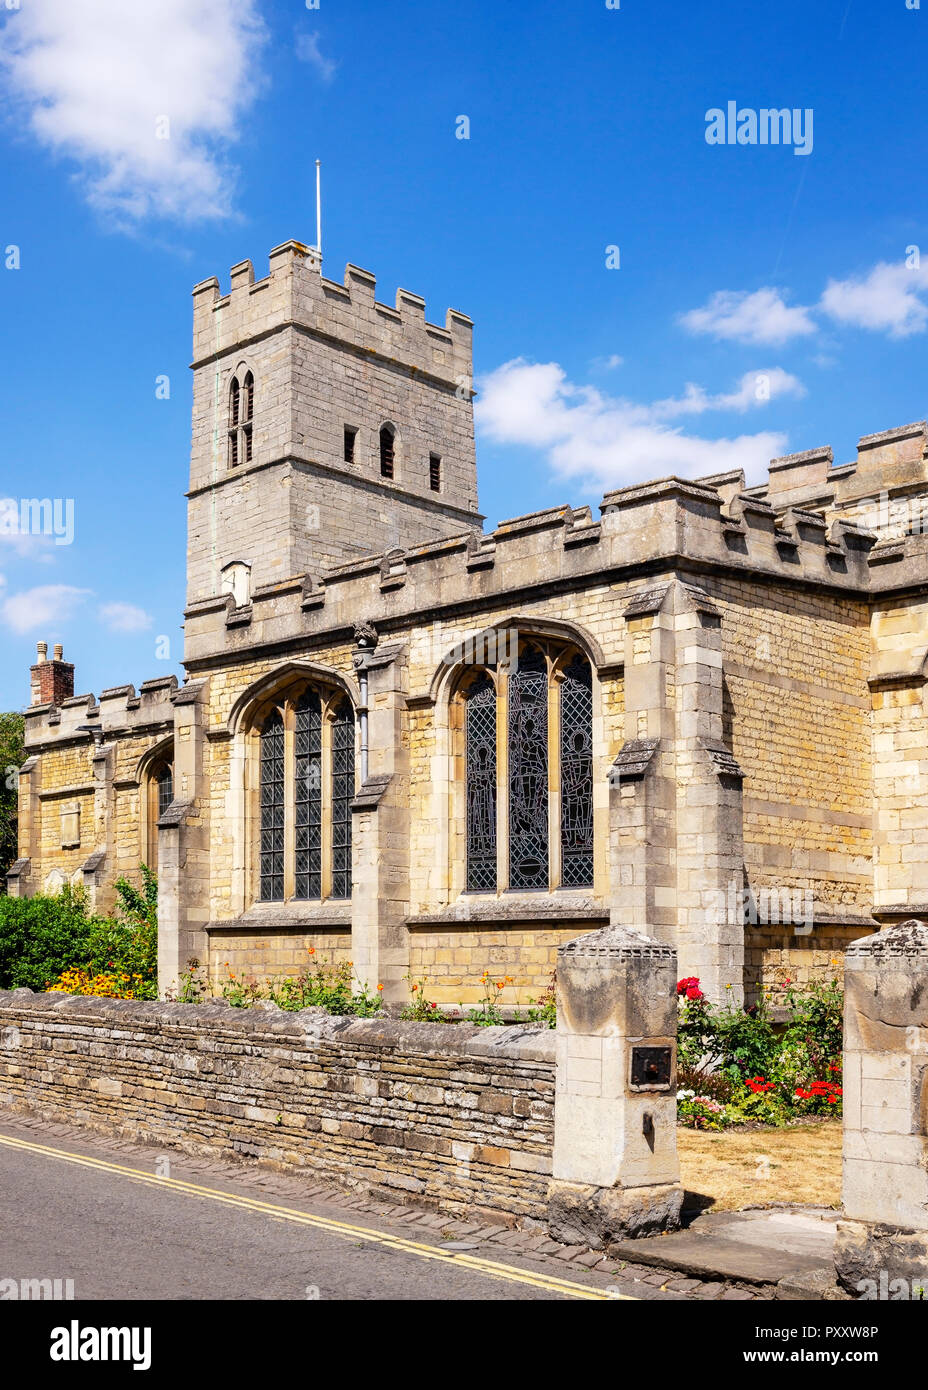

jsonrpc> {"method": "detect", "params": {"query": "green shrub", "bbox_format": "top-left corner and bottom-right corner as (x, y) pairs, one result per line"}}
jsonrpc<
(0, 884), (96, 990)
(0, 869), (158, 999)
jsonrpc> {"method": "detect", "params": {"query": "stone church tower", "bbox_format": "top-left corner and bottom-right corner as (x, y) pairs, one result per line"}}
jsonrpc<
(186, 241), (482, 606)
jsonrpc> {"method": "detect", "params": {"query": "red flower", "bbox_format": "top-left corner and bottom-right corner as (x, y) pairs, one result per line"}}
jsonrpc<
(677, 976), (702, 996)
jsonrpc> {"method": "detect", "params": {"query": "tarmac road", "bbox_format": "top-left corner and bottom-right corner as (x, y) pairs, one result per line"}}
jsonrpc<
(0, 1115), (646, 1303)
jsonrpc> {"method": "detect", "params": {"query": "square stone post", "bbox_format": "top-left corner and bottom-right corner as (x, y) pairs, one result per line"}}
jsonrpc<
(834, 919), (928, 1293)
(547, 925), (683, 1247)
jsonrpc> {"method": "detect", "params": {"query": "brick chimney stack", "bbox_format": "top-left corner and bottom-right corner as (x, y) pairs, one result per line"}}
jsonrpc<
(30, 640), (75, 707)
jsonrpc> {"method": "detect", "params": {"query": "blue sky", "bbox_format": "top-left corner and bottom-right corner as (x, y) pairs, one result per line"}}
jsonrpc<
(0, 0), (926, 710)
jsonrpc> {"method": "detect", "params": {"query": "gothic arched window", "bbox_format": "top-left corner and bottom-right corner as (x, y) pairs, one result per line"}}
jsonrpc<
(331, 700), (355, 899)
(508, 646), (549, 890)
(294, 691), (322, 900)
(559, 655), (594, 887)
(257, 686), (355, 903)
(228, 370), (255, 468)
(145, 754), (174, 868)
(259, 710), (285, 901)
(465, 674), (497, 892)
(459, 641), (596, 894)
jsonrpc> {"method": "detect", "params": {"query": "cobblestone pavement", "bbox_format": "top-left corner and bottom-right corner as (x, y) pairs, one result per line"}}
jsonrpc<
(0, 1109), (775, 1301)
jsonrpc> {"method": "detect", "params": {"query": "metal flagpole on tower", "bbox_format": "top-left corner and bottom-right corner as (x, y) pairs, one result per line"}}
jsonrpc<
(315, 159), (322, 259)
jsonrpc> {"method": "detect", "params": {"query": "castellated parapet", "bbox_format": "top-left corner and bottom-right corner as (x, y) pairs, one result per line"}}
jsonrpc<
(23, 675), (179, 750)
(187, 241), (481, 609)
(183, 468), (927, 672)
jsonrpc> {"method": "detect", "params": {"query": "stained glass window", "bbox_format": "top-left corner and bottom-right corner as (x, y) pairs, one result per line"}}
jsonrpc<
(294, 692), (322, 899)
(465, 675), (497, 891)
(259, 710), (285, 901)
(559, 655), (594, 887)
(156, 764), (174, 820)
(508, 646), (549, 889)
(331, 700), (355, 899)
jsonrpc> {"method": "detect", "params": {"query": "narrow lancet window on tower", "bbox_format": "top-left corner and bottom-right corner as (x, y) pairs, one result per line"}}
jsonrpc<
(380, 424), (395, 479)
(228, 371), (255, 468)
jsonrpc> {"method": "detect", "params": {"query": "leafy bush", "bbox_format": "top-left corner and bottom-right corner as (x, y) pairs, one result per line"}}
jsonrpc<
(0, 884), (97, 990)
(0, 869), (158, 999)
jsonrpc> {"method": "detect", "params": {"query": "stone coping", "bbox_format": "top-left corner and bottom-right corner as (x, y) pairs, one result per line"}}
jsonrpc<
(0, 990), (555, 1064)
(409, 896), (607, 927)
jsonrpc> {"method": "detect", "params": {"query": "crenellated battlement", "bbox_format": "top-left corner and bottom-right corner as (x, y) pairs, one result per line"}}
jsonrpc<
(191, 240), (473, 387)
(733, 420), (928, 528)
(24, 675), (179, 749)
(181, 465), (925, 669)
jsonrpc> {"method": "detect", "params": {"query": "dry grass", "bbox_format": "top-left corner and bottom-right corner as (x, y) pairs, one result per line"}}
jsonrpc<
(678, 1120), (842, 1213)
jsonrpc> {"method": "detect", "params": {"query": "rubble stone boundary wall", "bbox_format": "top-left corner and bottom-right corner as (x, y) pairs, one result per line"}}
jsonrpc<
(0, 990), (555, 1221)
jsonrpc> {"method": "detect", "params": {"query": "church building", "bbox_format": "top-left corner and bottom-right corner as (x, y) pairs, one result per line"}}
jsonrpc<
(10, 239), (928, 1006)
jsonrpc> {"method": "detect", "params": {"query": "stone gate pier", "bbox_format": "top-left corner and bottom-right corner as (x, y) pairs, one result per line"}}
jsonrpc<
(547, 925), (683, 1248)
(835, 919), (928, 1294)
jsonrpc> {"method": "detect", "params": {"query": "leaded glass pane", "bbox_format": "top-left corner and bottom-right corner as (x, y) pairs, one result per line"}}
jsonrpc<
(465, 675), (497, 891)
(331, 701), (355, 899)
(559, 655), (594, 887)
(157, 765), (173, 820)
(259, 711), (284, 902)
(294, 692), (322, 899)
(508, 646), (549, 889)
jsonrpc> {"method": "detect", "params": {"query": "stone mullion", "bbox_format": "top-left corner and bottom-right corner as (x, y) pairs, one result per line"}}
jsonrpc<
(497, 665), (510, 893)
(320, 702), (334, 901)
(548, 660), (561, 891)
(283, 704), (296, 902)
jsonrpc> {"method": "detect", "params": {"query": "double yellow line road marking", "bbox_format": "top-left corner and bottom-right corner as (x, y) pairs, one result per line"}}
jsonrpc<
(0, 1131), (633, 1300)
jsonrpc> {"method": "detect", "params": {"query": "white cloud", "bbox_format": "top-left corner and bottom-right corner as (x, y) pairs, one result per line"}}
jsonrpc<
(1, 584), (90, 634)
(651, 368), (805, 420)
(475, 359), (790, 492)
(98, 601), (153, 633)
(295, 31), (336, 82)
(680, 288), (818, 346)
(0, 0), (267, 224)
(820, 262), (928, 338)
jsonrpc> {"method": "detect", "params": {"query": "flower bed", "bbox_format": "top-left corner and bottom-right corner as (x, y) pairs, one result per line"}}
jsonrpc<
(676, 975), (843, 1129)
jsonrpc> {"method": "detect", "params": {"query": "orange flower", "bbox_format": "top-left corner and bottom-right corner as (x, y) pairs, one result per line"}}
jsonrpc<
(307, 947), (315, 955)
(377, 983), (384, 991)
(411, 983), (418, 992)
(496, 981), (505, 990)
